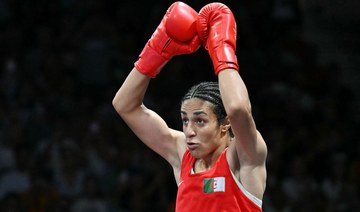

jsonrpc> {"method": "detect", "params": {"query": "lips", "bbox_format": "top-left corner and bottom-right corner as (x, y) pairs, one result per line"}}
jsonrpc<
(187, 143), (199, 151)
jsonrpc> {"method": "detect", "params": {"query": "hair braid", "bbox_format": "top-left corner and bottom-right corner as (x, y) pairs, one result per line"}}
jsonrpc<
(181, 82), (226, 124)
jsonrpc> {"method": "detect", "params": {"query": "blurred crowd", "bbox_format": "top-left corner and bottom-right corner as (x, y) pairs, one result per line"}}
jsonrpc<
(0, 0), (359, 211)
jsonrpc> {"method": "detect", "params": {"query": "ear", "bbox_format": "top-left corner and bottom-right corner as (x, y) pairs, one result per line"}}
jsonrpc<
(221, 117), (231, 133)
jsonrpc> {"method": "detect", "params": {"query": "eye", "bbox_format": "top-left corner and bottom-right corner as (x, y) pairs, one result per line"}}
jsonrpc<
(196, 118), (205, 125)
(182, 118), (189, 125)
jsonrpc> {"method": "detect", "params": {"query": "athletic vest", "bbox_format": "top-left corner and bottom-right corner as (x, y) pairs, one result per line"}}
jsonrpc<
(175, 149), (262, 212)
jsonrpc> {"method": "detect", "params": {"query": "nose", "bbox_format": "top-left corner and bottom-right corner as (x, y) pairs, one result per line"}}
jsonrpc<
(183, 124), (196, 138)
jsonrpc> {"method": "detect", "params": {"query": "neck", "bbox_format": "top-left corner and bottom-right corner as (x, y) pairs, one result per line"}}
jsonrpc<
(194, 145), (227, 173)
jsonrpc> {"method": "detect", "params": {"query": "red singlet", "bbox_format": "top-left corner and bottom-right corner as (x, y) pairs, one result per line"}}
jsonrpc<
(175, 149), (262, 212)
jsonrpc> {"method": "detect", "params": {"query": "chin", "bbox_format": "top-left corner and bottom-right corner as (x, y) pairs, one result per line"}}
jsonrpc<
(189, 149), (201, 159)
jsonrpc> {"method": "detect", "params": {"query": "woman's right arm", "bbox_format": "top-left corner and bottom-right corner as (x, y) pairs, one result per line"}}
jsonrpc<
(112, 67), (184, 166)
(112, 2), (200, 172)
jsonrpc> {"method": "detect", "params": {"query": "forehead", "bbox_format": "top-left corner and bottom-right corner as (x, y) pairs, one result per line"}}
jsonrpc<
(181, 98), (214, 114)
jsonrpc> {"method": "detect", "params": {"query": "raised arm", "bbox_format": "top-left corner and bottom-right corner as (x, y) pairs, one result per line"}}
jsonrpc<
(197, 2), (267, 198)
(112, 2), (200, 169)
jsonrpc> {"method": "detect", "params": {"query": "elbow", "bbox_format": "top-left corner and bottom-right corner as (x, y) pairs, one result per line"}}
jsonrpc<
(112, 95), (140, 117)
(112, 97), (120, 113)
(112, 95), (125, 115)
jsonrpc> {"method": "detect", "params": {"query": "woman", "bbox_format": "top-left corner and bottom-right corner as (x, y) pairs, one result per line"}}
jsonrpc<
(112, 2), (267, 211)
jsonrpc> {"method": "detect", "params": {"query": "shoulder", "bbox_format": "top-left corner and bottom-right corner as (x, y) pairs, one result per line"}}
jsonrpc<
(169, 132), (187, 180)
(226, 131), (267, 200)
(167, 130), (187, 168)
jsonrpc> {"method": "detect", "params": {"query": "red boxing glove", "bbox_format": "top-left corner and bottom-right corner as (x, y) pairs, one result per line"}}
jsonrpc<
(197, 3), (239, 75)
(135, 1), (200, 78)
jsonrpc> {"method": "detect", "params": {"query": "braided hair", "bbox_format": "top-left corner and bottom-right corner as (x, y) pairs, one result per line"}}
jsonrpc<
(181, 82), (226, 125)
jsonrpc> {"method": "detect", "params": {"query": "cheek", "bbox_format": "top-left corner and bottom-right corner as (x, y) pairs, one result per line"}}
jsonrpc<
(200, 125), (220, 141)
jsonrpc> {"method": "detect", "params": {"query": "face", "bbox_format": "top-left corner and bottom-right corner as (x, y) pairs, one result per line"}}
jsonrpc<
(181, 98), (224, 158)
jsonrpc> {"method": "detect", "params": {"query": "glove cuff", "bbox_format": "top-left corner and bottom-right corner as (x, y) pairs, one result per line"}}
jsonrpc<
(134, 44), (169, 78)
(211, 45), (239, 75)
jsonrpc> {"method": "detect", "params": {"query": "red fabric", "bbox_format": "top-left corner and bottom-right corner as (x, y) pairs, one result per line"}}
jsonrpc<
(175, 150), (262, 212)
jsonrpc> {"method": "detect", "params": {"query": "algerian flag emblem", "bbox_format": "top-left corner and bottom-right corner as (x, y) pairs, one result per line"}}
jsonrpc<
(203, 177), (225, 193)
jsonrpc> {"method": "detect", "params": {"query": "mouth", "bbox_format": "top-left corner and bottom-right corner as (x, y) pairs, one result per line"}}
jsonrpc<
(187, 142), (199, 151)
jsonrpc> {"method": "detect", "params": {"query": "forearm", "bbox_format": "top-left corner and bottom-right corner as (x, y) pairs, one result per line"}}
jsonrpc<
(219, 69), (265, 165)
(112, 67), (150, 115)
(218, 69), (251, 118)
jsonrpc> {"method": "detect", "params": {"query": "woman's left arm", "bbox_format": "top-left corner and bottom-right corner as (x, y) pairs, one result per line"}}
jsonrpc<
(218, 69), (267, 167)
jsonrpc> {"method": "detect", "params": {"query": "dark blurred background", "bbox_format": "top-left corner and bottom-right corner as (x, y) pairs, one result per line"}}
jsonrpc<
(0, 0), (359, 211)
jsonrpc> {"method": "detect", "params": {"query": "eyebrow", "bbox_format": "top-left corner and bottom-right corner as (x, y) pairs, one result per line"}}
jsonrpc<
(181, 111), (208, 116)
